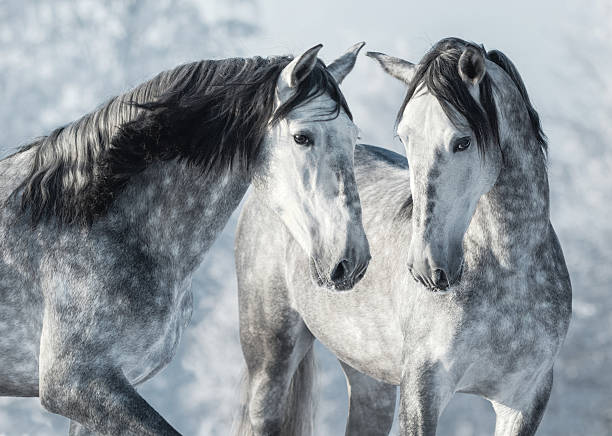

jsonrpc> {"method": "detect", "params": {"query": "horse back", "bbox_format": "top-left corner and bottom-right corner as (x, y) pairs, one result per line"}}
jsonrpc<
(0, 146), (35, 202)
(353, 144), (412, 228)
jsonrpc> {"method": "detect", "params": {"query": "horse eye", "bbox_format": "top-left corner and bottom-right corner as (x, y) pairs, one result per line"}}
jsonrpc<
(453, 136), (471, 152)
(293, 134), (312, 146)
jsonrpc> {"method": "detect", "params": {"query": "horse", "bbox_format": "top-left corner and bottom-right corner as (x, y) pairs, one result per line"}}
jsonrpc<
(234, 37), (572, 436)
(0, 42), (372, 435)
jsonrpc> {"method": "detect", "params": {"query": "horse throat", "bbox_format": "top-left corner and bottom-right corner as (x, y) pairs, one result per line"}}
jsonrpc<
(465, 138), (550, 268)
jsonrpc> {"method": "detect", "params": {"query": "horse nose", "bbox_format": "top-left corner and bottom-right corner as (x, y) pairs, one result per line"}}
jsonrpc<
(432, 268), (449, 290)
(354, 254), (371, 283)
(330, 255), (370, 290)
(330, 259), (350, 283)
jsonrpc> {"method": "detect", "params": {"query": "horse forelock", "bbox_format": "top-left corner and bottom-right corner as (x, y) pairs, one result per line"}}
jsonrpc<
(11, 54), (351, 226)
(397, 38), (547, 161)
(272, 59), (353, 124)
(396, 38), (499, 158)
(398, 38), (546, 163)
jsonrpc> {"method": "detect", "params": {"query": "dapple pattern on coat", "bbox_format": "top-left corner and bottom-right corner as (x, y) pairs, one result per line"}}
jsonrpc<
(234, 38), (571, 436)
(0, 43), (370, 435)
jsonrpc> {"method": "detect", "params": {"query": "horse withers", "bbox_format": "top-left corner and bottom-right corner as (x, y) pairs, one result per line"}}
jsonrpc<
(0, 43), (369, 435)
(234, 38), (571, 436)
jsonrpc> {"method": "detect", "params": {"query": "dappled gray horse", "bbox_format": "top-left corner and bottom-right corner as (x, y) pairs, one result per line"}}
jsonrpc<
(234, 38), (571, 436)
(0, 43), (371, 435)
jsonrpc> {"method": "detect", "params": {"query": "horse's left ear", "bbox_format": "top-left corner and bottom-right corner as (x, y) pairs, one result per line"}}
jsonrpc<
(327, 42), (366, 84)
(366, 51), (416, 84)
(458, 46), (486, 87)
(279, 44), (323, 90)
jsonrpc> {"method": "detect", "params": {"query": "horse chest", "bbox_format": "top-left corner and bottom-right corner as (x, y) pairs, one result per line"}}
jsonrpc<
(453, 275), (570, 396)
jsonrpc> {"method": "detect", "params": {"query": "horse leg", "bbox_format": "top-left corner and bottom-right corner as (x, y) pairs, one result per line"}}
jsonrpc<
(40, 363), (179, 435)
(237, 311), (315, 436)
(234, 253), (316, 436)
(340, 361), (396, 436)
(39, 315), (180, 435)
(398, 361), (453, 436)
(491, 369), (553, 436)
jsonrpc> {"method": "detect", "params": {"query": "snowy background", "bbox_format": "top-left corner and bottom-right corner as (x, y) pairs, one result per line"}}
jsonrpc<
(0, 0), (611, 434)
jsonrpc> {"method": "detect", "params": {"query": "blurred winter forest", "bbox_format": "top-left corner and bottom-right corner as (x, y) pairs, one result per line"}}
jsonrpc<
(0, 0), (610, 435)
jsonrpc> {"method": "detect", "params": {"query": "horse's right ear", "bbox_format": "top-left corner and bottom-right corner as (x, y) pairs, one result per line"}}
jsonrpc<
(278, 44), (323, 99)
(458, 46), (486, 87)
(327, 41), (366, 85)
(366, 51), (416, 84)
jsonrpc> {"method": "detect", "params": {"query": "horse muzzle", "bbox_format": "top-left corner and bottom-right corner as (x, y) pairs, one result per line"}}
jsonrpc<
(408, 259), (463, 294)
(310, 253), (371, 291)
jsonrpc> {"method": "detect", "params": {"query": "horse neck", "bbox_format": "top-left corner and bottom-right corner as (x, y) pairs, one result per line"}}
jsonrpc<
(106, 159), (250, 280)
(465, 137), (550, 268)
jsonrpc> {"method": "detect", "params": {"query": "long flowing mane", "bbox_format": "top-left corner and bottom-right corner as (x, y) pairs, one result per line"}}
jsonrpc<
(12, 55), (351, 226)
(397, 37), (546, 156)
(486, 49), (547, 150)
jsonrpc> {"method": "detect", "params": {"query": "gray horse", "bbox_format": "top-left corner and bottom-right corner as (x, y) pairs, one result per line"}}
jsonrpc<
(234, 38), (571, 436)
(0, 43), (370, 435)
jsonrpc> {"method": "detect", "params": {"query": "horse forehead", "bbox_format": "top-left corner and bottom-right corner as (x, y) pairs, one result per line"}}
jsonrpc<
(316, 112), (356, 138)
(286, 95), (354, 130)
(399, 92), (460, 146)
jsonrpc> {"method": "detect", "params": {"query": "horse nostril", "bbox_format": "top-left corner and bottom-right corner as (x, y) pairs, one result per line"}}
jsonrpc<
(330, 260), (349, 282)
(433, 268), (449, 290)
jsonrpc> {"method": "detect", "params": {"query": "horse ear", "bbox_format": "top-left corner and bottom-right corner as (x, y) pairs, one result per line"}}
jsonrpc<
(279, 44), (323, 91)
(327, 41), (365, 84)
(366, 51), (416, 84)
(458, 46), (486, 86)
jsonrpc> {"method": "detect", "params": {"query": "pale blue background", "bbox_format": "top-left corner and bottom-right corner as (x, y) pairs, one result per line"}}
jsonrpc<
(0, 0), (610, 434)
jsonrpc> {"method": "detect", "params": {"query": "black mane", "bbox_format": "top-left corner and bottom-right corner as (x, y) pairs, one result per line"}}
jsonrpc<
(13, 55), (351, 226)
(486, 49), (547, 150)
(397, 37), (546, 156)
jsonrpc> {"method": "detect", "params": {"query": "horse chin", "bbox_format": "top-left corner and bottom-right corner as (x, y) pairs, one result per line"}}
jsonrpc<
(429, 284), (455, 295)
(330, 279), (355, 292)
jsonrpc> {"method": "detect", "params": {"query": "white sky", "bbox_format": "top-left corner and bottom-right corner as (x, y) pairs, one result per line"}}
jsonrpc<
(243, 0), (572, 82)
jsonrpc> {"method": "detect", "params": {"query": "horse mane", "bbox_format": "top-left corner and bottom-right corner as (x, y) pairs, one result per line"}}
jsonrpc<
(397, 38), (499, 157)
(486, 49), (547, 151)
(397, 37), (547, 157)
(13, 56), (351, 226)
